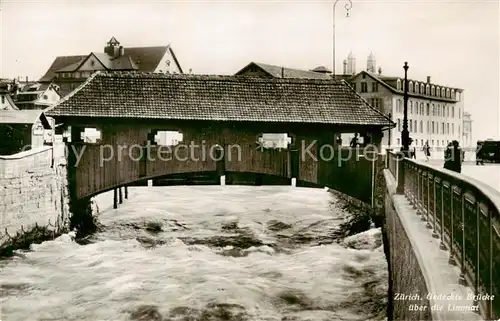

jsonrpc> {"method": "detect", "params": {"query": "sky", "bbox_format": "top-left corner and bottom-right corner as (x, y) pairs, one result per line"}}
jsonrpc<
(1, 0), (499, 140)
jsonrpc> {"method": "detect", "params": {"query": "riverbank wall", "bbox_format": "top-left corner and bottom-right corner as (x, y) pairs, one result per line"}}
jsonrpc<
(0, 145), (70, 255)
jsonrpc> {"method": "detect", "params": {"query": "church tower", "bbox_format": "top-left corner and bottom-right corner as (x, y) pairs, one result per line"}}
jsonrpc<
(346, 51), (356, 75)
(367, 52), (376, 73)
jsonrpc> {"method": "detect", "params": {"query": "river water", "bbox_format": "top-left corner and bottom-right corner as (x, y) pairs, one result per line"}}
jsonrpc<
(0, 185), (388, 321)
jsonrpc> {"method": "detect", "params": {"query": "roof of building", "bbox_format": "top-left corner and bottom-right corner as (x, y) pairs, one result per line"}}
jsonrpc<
(39, 44), (183, 82)
(45, 71), (394, 127)
(235, 62), (333, 79)
(0, 92), (19, 111)
(0, 110), (52, 128)
(352, 71), (463, 100)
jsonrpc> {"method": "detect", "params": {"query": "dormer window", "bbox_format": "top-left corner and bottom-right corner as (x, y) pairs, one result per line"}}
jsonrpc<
(409, 81), (413, 92)
(441, 88), (445, 97)
(446, 88), (450, 98)
(414, 82), (419, 94)
(425, 84), (430, 95)
(436, 86), (440, 97)
(420, 84), (424, 93)
(396, 79), (401, 90)
(90, 60), (95, 67)
(431, 85), (435, 95)
(451, 89), (455, 100)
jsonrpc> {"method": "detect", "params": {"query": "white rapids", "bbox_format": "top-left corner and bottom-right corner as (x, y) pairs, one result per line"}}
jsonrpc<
(0, 185), (388, 321)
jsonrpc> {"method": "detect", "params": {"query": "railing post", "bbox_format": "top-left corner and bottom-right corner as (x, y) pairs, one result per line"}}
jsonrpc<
(432, 177), (438, 237)
(412, 165), (418, 209)
(440, 179), (446, 250)
(449, 186), (457, 266)
(488, 207), (493, 319)
(473, 200), (480, 310)
(459, 191), (466, 285)
(396, 153), (405, 194)
(416, 168), (421, 216)
(426, 173), (432, 228)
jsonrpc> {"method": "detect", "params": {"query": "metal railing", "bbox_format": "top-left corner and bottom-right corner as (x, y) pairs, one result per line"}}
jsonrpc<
(387, 151), (500, 319)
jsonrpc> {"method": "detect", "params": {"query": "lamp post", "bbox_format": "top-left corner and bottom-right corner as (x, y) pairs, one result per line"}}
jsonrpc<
(333, 0), (353, 77)
(401, 62), (410, 157)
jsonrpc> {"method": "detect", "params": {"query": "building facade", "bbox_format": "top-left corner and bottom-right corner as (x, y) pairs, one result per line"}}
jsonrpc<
(39, 37), (184, 97)
(14, 82), (61, 110)
(462, 111), (473, 147)
(350, 69), (465, 151)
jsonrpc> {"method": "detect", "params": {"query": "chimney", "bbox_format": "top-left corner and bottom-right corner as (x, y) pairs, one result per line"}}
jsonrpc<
(281, 67), (284, 78)
(119, 46), (124, 56)
(427, 76), (431, 84)
(343, 60), (347, 75)
(378, 67), (382, 75)
(26, 76), (28, 82)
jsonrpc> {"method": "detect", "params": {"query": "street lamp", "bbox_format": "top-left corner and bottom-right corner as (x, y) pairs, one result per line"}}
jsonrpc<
(333, 0), (353, 77)
(401, 62), (410, 157)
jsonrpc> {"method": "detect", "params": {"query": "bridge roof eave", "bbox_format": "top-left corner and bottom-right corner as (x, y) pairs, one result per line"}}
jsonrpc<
(50, 116), (388, 133)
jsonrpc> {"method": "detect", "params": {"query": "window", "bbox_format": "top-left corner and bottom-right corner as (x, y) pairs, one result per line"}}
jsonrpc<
(459, 108), (461, 118)
(397, 99), (402, 113)
(361, 82), (368, 93)
(437, 105), (440, 117)
(442, 140), (444, 146)
(409, 119), (412, 132)
(397, 119), (401, 131)
(432, 104), (435, 116)
(452, 124), (454, 134)
(451, 106), (455, 117)
(397, 138), (401, 145)
(431, 86), (435, 95)
(432, 139), (434, 146)
(442, 105), (445, 116)
(74, 72), (80, 78)
(437, 140), (440, 146)
(451, 89), (455, 100)
(427, 121), (430, 133)
(447, 123), (450, 134)
(369, 98), (380, 109)
(421, 139), (424, 146)
(421, 84), (424, 93)
(420, 120), (423, 133)
(410, 101), (413, 114)
(414, 120), (417, 132)
(442, 122), (445, 134)
(415, 101), (418, 114)
(43, 95), (48, 100)
(426, 103), (430, 116)
(420, 103), (424, 115)
(446, 88), (450, 98)
(458, 126), (461, 137)
(372, 82), (378, 92)
(432, 121), (435, 134)
(436, 87), (440, 97)
(447, 106), (450, 117)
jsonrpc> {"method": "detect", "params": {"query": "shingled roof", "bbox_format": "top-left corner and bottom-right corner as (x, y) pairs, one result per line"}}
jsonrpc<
(39, 46), (182, 82)
(46, 72), (394, 127)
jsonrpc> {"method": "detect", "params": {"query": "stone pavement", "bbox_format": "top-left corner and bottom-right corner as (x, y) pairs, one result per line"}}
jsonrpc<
(423, 160), (500, 192)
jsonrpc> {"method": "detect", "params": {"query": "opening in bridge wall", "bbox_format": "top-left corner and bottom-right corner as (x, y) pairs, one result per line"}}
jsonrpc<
(257, 133), (292, 150)
(81, 128), (102, 144)
(150, 130), (183, 146)
(340, 133), (371, 147)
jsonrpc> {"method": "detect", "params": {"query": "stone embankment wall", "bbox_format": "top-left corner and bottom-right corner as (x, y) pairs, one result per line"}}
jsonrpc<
(0, 145), (69, 254)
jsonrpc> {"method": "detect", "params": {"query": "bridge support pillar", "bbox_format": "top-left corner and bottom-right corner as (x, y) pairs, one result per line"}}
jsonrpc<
(119, 187), (123, 204)
(124, 186), (128, 199)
